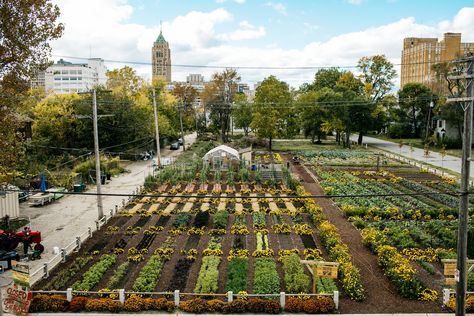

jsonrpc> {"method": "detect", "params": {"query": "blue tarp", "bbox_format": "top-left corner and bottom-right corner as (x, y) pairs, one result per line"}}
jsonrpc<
(39, 174), (47, 192)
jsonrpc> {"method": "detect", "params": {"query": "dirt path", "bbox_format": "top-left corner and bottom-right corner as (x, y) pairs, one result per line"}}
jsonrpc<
(290, 162), (440, 313)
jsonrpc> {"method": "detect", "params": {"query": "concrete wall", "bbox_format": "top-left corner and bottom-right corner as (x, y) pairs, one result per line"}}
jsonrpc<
(0, 192), (20, 218)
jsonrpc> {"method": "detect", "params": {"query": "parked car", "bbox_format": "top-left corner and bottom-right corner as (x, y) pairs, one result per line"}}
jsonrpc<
(170, 142), (180, 150)
(178, 137), (184, 145)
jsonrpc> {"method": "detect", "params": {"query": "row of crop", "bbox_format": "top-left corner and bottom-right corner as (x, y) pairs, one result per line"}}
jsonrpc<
(72, 255), (117, 291)
(29, 294), (336, 314)
(294, 183), (365, 301)
(361, 228), (439, 301)
(194, 236), (223, 293)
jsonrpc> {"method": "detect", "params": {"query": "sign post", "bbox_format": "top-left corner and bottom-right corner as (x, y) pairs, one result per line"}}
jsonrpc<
(2, 261), (32, 315)
(301, 260), (339, 293)
(442, 259), (474, 285)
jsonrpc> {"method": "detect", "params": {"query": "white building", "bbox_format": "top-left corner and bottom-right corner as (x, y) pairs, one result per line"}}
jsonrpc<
(44, 58), (107, 94)
(186, 74), (204, 85)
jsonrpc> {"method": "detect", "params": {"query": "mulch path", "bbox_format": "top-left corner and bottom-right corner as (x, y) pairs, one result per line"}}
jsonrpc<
(290, 162), (440, 313)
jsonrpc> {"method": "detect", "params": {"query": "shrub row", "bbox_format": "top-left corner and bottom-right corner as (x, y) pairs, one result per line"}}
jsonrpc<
(284, 297), (336, 313)
(44, 256), (93, 290)
(179, 298), (280, 314)
(29, 295), (335, 314)
(29, 295), (174, 313)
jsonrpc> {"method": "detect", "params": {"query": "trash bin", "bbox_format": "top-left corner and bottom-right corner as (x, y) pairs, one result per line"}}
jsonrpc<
(101, 175), (106, 185)
(251, 164), (257, 171)
(73, 184), (82, 192)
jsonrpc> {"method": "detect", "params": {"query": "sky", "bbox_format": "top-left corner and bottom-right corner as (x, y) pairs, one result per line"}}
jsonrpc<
(50, 0), (474, 88)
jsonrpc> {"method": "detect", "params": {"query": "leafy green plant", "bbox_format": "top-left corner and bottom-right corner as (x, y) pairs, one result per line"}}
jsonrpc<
(72, 255), (117, 291)
(213, 210), (229, 229)
(282, 254), (310, 293)
(226, 258), (248, 293)
(132, 255), (165, 292)
(44, 256), (93, 290)
(106, 262), (129, 289)
(253, 258), (280, 294)
(194, 256), (221, 293)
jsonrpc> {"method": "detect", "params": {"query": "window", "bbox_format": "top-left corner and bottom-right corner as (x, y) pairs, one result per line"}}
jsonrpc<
(438, 120), (443, 128)
(70, 70), (77, 74)
(78, 70), (82, 74)
(61, 70), (68, 74)
(53, 70), (60, 75)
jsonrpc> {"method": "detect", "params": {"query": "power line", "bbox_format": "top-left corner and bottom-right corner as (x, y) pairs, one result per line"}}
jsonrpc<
(51, 54), (454, 70)
(1, 188), (462, 199)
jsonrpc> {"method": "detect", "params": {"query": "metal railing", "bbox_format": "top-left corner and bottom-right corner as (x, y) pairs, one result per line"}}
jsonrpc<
(28, 184), (145, 285)
(30, 289), (339, 309)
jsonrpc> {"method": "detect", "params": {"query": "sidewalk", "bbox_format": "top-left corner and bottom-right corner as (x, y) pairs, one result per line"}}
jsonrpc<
(352, 135), (473, 179)
(18, 132), (197, 271)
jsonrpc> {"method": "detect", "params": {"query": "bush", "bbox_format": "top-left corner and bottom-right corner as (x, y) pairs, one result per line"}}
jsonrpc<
(387, 123), (412, 138)
(222, 299), (249, 313)
(207, 299), (225, 313)
(29, 294), (69, 313)
(179, 298), (209, 314)
(149, 297), (175, 312)
(284, 297), (304, 313)
(84, 298), (122, 313)
(303, 297), (336, 313)
(247, 299), (280, 314)
(68, 296), (88, 312)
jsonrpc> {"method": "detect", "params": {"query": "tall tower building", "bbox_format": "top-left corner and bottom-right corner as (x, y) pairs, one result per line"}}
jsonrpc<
(400, 32), (474, 93)
(152, 26), (171, 82)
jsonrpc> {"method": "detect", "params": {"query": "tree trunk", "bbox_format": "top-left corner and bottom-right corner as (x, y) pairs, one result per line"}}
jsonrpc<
(358, 131), (363, 145)
(412, 106), (417, 137)
(311, 130), (315, 144)
(345, 130), (351, 149)
(336, 131), (340, 144)
(269, 136), (272, 151)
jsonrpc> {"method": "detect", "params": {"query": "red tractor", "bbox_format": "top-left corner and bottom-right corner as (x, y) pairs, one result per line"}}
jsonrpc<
(0, 228), (44, 265)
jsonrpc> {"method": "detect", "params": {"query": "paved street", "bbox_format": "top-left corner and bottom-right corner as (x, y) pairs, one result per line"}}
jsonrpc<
(19, 132), (196, 272)
(352, 135), (473, 179)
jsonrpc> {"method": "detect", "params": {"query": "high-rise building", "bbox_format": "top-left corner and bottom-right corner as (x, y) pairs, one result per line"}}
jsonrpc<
(43, 58), (107, 94)
(152, 28), (171, 82)
(186, 74), (204, 85)
(400, 32), (474, 92)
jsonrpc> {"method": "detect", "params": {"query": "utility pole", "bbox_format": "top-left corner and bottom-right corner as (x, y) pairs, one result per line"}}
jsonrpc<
(92, 89), (104, 220)
(77, 89), (112, 220)
(152, 89), (161, 167)
(447, 54), (474, 316)
(179, 101), (185, 152)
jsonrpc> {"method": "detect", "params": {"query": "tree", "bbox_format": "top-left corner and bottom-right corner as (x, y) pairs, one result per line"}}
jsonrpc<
(202, 69), (241, 142)
(398, 83), (434, 138)
(106, 66), (146, 96)
(251, 76), (292, 150)
(232, 94), (253, 136)
(171, 82), (198, 131)
(0, 0), (63, 182)
(312, 68), (342, 92)
(356, 55), (396, 144)
(297, 90), (327, 143)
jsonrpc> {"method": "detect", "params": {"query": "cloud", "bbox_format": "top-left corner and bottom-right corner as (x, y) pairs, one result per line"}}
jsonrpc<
(265, 2), (287, 15)
(218, 21), (266, 41)
(50, 2), (474, 88)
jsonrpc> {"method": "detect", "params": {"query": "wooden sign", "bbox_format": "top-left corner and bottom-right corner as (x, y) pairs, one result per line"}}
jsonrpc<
(441, 259), (474, 285)
(11, 261), (30, 287)
(3, 285), (32, 316)
(301, 260), (339, 293)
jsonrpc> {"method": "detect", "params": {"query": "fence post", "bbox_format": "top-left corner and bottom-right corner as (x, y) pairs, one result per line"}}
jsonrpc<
(442, 288), (451, 305)
(118, 289), (125, 304)
(227, 291), (233, 302)
(75, 236), (81, 251)
(88, 227), (92, 238)
(280, 292), (285, 309)
(174, 290), (180, 306)
(109, 209), (113, 218)
(66, 288), (72, 302)
(115, 205), (118, 214)
(333, 291), (339, 309)
(122, 199), (126, 207)
(95, 220), (100, 231)
(43, 263), (49, 279)
(61, 248), (66, 263)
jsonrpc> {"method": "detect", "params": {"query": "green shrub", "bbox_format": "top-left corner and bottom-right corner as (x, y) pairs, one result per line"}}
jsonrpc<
(254, 258), (280, 294)
(226, 258), (248, 292)
(106, 261), (129, 289)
